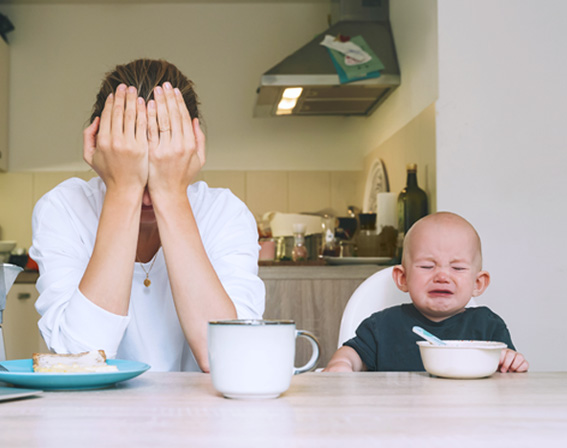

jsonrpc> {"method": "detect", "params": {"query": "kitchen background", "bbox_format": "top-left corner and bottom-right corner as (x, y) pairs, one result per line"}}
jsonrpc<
(0, 0), (565, 370)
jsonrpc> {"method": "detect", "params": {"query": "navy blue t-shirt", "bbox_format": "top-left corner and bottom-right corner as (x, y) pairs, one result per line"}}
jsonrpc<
(344, 304), (515, 371)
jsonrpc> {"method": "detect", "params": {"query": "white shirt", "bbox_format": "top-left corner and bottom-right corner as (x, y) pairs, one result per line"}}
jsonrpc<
(30, 177), (265, 371)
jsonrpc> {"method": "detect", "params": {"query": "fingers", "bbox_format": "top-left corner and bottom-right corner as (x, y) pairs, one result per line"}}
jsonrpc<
(499, 349), (529, 373)
(153, 86), (171, 139)
(98, 93), (114, 137)
(111, 84), (127, 135)
(147, 99), (159, 148)
(124, 86), (138, 138)
(135, 96), (148, 146)
(163, 82), (182, 136)
(83, 116), (100, 165)
(193, 118), (206, 166)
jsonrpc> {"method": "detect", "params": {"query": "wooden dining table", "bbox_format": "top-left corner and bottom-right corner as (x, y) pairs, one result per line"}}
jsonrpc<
(1, 371), (566, 447)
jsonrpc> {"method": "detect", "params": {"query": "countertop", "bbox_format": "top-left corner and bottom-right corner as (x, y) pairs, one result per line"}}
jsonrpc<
(17, 265), (389, 283)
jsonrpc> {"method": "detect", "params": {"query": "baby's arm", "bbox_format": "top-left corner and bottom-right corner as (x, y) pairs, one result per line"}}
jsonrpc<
(323, 346), (366, 372)
(499, 349), (529, 372)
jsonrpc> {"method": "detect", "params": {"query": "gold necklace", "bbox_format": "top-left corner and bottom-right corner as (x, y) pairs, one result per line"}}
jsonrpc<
(137, 254), (157, 287)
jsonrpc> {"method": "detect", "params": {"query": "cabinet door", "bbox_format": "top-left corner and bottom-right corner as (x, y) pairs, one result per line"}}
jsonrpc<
(263, 278), (365, 369)
(3, 284), (47, 359)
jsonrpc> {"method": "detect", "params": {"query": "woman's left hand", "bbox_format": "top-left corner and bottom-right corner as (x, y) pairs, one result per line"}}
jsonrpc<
(147, 82), (206, 198)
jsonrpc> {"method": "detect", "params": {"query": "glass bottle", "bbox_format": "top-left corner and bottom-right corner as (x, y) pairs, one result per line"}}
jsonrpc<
(396, 163), (428, 260)
(320, 215), (339, 257)
(356, 213), (378, 257)
(291, 223), (308, 262)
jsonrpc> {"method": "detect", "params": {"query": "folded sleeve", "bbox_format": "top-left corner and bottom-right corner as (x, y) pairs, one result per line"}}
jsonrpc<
(30, 183), (130, 357)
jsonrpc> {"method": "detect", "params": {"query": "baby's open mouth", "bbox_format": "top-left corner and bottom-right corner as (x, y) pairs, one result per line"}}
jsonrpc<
(429, 289), (453, 297)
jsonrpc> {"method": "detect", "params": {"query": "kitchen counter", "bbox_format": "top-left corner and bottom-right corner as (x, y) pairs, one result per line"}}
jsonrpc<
(19, 265), (385, 283)
(261, 264), (388, 367)
(13, 266), (389, 368)
(14, 270), (38, 284)
(259, 264), (386, 280)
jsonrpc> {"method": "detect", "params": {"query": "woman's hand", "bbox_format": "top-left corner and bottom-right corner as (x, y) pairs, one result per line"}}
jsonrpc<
(146, 82), (205, 198)
(83, 84), (149, 193)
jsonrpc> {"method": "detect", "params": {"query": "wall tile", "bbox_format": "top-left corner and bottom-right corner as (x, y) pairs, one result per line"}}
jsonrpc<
(330, 171), (365, 216)
(74, 170), (98, 182)
(32, 172), (75, 205)
(246, 171), (288, 219)
(201, 171), (246, 202)
(288, 171), (331, 214)
(0, 173), (34, 249)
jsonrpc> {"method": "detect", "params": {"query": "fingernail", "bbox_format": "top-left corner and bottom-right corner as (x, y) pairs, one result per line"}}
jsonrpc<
(164, 82), (172, 90)
(137, 97), (144, 105)
(128, 86), (137, 94)
(118, 84), (127, 91)
(155, 86), (163, 95)
(107, 93), (113, 100)
(174, 88), (181, 96)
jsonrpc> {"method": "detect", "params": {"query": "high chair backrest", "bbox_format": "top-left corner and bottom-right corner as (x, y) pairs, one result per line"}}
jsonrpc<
(337, 266), (479, 348)
(337, 266), (408, 348)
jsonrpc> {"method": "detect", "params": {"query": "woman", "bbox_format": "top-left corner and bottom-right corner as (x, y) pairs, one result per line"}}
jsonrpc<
(30, 59), (265, 372)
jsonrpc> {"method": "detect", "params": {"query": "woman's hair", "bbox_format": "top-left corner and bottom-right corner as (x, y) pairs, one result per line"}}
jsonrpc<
(89, 59), (200, 124)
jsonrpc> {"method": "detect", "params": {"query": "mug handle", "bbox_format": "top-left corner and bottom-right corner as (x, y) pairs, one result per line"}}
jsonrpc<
(293, 330), (320, 375)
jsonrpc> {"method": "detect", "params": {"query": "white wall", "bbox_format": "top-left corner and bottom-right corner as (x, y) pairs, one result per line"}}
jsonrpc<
(1, 2), (373, 172)
(360, 0), (438, 153)
(436, 0), (567, 370)
(1, 1), (439, 174)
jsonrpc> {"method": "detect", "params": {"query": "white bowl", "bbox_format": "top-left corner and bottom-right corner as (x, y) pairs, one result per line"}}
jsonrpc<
(417, 340), (507, 379)
(0, 240), (17, 253)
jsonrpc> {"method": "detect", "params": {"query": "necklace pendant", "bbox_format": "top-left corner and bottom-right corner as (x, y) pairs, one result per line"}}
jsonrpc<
(144, 278), (151, 287)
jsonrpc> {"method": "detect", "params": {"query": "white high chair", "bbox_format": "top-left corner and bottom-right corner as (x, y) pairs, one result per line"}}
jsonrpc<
(337, 266), (479, 347)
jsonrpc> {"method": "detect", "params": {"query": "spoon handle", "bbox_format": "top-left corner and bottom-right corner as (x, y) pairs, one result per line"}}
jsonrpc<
(412, 326), (446, 346)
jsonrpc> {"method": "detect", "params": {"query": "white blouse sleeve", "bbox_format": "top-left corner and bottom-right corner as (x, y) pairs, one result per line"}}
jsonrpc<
(29, 182), (129, 357)
(193, 185), (265, 320)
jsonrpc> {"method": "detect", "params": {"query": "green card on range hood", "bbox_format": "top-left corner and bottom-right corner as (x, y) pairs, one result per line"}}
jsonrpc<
(254, 1), (400, 117)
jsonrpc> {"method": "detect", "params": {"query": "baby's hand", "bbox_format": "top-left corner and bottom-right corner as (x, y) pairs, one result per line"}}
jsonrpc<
(498, 348), (529, 373)
(322, 361), (355, 373)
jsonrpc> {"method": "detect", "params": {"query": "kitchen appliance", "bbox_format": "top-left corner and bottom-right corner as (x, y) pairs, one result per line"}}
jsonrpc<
(0, 263), (23, 361)
(254, 0), (400, 117)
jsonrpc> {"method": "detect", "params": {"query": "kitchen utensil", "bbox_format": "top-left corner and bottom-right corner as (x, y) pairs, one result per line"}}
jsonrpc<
(0, 359), (150, 390)
(417, 340), (507, 379)
(208, 319), (320, 399)
(1, 263), (24, 361)
(412, 326), (446, 346)
(0, 363), (8, 372)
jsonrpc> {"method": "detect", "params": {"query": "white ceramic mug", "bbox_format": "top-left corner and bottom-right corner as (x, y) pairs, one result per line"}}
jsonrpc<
(208, 319), (320, 399)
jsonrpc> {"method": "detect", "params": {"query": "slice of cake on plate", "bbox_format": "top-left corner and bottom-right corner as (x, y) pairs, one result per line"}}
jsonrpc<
(32, 350), (118, 373)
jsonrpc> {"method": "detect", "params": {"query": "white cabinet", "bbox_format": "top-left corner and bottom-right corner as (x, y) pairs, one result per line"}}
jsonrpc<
(3, 283), (48, 359)
(0, 38), (8, 171)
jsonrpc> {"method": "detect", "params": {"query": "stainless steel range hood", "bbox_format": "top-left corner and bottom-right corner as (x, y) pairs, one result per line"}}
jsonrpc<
(254, 0), (400, 117)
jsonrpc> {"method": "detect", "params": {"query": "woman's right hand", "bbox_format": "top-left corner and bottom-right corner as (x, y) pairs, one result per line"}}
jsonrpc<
(83, 84), (149, 193)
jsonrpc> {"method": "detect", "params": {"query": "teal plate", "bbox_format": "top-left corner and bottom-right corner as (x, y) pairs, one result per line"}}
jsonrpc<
(0, 359), (150, 390)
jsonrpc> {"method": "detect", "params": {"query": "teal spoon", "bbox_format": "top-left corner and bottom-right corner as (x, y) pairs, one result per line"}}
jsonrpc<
(412, 326), (446, 346)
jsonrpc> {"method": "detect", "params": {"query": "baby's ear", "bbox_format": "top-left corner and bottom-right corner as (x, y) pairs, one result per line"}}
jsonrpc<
(392, 265), (409, 292)
(472, 270), (491, 297)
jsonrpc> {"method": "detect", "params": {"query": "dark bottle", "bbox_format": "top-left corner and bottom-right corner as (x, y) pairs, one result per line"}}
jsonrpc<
(397, 163), (428, 237)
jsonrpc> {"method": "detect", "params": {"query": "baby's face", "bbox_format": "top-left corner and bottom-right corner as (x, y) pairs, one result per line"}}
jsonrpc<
(402, 219), (486, 322)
